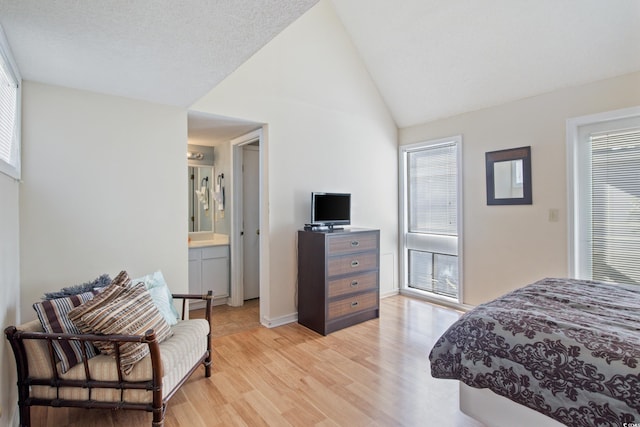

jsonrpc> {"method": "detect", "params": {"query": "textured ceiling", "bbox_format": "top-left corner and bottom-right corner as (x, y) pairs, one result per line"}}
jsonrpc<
(0, 0), (318, 107)
(331, 0), (640, 127)
(1, 0), (639, 129)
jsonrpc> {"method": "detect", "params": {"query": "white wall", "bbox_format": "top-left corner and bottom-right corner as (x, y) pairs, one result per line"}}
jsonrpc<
(210, 139), (231, 236)
(401, 71), (640, 305)
(191, 0), (398, 320)
(20, 82), (189, 319)
(0, 173), (20, 426)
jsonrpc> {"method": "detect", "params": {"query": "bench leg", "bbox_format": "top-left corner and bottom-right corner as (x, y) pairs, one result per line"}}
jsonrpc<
(18, 402), (30, 427)
(204, 357), (212, 377)
(152, 403), (165, 427)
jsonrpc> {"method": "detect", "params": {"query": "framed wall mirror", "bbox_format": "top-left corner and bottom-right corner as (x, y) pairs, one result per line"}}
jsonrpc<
(188, 166), (214, 232)
(485, 146), (532, 205)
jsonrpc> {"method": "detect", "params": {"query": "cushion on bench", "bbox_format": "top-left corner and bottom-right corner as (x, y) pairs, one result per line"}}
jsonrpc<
(19, 318), (209, 403)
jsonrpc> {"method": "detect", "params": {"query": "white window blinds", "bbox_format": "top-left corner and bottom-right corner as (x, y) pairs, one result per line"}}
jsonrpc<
(590, 128), (640, 285)
(0, 26), (20, 180)
(408, 142), (458, 235)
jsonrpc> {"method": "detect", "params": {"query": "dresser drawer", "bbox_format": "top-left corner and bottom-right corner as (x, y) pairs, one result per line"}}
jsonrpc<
(327, 232), (378, 256)
(327, 252), (377, 277)
(328, 291), (378, 320)
(328, 271), (378, 298)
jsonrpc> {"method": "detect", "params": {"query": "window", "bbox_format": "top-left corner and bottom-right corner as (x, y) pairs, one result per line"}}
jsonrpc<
(400, 136), (462, 301)
(0, 25), (21, 180)
(568, 107), (640, 285)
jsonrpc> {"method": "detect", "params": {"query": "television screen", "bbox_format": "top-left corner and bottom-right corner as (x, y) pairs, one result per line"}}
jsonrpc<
(311, 192), (351, 227)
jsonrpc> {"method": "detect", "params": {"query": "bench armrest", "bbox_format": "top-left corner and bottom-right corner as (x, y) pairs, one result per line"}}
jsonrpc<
(170, 290), (213, 377)
(171, 290), (213, 323)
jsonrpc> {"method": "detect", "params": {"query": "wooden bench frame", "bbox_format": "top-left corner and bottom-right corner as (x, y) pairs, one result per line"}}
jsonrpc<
(5, 291), (212, 427)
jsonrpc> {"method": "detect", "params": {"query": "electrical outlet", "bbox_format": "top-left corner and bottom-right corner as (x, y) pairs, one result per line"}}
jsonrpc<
(548, 208), (559, 222)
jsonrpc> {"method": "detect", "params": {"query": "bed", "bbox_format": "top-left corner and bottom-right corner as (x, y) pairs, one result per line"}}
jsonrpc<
(429, 278), (640, 427)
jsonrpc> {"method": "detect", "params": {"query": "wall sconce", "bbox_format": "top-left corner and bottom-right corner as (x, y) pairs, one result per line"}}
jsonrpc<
(187, 151), (204, 160)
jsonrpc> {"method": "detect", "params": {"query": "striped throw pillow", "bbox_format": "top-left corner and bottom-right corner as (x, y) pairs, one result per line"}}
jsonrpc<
(110, 270), (132, 287)
(69, 281), (173, 374)
(33, 292), (99, 373)
(67, 281), (129, 346)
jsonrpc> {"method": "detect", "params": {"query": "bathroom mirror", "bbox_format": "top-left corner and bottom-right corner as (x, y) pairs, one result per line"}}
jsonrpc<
(188, 166), (214, 232)
(485, 146), (532, 205)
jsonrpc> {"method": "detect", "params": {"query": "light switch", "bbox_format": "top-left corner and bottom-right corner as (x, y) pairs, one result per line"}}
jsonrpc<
(549, 209), (559, 222)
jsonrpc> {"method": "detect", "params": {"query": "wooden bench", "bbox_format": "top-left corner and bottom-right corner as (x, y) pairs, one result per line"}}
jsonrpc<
(5, 291), (212, 427)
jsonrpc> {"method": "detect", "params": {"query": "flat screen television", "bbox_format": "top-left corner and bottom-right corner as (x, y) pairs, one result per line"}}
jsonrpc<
(311, 192), (351, 230)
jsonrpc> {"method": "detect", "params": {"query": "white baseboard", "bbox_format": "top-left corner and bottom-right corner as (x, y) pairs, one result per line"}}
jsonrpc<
(261, 312), (298, 328)
(400, 288), (475, 312)
(380, 288), (399, 298)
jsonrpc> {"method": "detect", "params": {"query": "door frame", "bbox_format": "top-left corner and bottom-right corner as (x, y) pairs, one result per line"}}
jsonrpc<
(566, 105), (640, 279)
(229, 128), (269, 323)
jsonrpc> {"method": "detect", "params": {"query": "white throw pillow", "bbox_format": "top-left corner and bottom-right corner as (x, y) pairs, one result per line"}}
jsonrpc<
(132, 271), (180, 325)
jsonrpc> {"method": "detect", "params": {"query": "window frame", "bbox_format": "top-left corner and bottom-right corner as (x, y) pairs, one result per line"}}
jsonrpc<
(399, 135), (464, 304)
(567, 105), (640, 280)
(0, 24), (22, 180)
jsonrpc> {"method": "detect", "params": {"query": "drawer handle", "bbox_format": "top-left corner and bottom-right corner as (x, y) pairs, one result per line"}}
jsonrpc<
(351, 260), (360, 267)
(350, 280), (359, 287)
(351, 241), (360, 247)
(351, 301), (359, 308)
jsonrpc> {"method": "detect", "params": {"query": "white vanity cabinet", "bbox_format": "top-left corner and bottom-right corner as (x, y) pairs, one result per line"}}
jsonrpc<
(188, 245), (229, 309)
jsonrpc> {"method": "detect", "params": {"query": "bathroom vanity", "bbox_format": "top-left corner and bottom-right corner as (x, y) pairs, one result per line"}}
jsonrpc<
(188, 233), (229, 309)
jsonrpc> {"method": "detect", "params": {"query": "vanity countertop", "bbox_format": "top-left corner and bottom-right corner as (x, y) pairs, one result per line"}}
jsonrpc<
(188, 234), (229, 248)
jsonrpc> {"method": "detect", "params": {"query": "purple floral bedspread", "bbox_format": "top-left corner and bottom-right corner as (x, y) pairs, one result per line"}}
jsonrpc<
(429, 278), (640, 426)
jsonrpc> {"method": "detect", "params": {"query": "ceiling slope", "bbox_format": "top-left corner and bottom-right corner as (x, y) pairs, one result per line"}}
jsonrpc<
(331, 0), (640, 127)
(0, 0), (318, 107)
(1, 1), (638, 127)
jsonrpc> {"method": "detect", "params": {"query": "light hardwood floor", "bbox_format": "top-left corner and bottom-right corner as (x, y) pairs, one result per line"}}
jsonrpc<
(29, 296), (484, 427)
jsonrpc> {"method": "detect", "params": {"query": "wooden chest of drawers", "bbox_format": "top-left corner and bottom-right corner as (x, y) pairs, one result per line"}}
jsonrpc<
(297, 228), (380, 335)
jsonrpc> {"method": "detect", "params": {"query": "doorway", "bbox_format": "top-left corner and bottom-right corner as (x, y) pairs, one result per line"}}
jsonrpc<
(187, 112), (267, 331)
(567, 106), (640, 283)
(230, 128), (266, 322)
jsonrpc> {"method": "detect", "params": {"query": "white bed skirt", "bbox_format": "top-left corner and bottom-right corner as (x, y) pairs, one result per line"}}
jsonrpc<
(460, 383), (564, 427)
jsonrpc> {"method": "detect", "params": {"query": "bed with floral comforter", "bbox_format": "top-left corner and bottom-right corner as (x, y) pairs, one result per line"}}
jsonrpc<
(429, 278), (640, 426)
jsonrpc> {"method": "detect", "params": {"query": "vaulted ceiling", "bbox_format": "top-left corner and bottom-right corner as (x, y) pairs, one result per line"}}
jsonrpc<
(0, 0), (319, 108)
(1, 0), (639, 129)
(332, 0), (640, 127)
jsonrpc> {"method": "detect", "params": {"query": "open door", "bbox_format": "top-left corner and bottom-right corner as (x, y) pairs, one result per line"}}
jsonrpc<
(229, 128), (265, 313)
(242, 144), (260, 300)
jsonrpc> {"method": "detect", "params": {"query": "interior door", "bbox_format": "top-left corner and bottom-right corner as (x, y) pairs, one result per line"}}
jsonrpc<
(242, 145), (260, 300)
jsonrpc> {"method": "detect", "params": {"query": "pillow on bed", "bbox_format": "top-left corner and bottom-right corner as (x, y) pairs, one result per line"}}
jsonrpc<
(33, 292), (99, 373)
(68, 282), (173, 374)
(131, 271), (180, 325)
